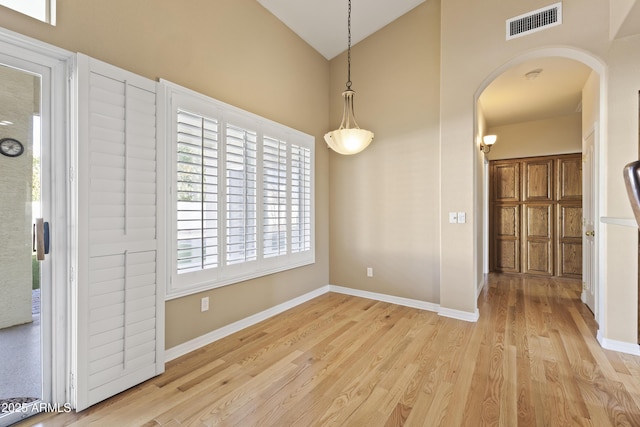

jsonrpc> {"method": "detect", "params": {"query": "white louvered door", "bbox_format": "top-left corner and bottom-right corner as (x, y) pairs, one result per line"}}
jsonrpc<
(74, 54), (164, 411)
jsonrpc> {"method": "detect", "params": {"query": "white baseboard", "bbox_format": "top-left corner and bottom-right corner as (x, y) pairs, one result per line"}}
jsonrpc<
(328, 285), (440, 312)
(438, 307), (480, 323)
(165, 286), (330, 361)
(597, 330), (640, 356)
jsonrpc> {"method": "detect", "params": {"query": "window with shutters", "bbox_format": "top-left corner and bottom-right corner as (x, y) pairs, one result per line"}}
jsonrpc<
(176, 110), (219, 274)
(225, 124), (258, 265)
(162, 81), (315, 299)
(263, 136), (287, 259)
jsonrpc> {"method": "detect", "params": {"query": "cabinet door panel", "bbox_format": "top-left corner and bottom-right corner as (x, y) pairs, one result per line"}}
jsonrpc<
(559, 242), (582, 277)
(523, 204), (553, 276)
(492, 204), (520, 273)
(557, 155), (582, 202)
(523, 159), (553, 201)
(557, 203), (582, 278)
(492, 162), (520, 202)
(496, 240), (519, 272)
(525, 241), (553, 275)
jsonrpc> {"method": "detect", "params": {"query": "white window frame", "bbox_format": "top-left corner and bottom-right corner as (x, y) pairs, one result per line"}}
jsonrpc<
(160, 80), (315, 299)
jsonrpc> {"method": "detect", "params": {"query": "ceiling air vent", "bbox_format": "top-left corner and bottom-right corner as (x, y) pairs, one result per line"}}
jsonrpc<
(506, 2), (562, 40)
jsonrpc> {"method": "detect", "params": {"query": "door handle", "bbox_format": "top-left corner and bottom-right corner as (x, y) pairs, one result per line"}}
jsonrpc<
(34, 218), (50, 261)
(585, 230), (595, 237)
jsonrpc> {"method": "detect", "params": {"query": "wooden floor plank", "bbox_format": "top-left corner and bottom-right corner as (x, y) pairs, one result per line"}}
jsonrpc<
(17, 273), (640, 427)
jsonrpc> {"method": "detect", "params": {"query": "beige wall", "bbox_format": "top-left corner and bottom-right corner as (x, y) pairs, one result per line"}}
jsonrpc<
(486, 114), (582, 161)
(0, 0), (330, 348)
(441, 0), (610, 318)
(328, 0), (441, 303)
(603, 35), (640, 344)
(443, 0), (640, 346)
(0, 66), (35, 329)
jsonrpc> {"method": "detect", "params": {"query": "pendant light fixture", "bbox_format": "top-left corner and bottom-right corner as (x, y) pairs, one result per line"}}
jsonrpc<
(324, 0), (374, 155)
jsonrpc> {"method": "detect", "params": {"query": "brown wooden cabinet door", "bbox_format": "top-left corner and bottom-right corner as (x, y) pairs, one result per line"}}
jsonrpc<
(557, 156), (582, 202)
(492, 204), (520, 273)
(557, 203), (583, 278)
(489, 153), (581, 278)
(492, 161), (520, 202)
(523, 203), (554, 276)
(523, 158), (554, 202)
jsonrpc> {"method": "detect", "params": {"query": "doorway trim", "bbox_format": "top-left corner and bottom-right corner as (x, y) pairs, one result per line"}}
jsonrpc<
(0, 26), (74, 414)
(474, 46), (607, 330)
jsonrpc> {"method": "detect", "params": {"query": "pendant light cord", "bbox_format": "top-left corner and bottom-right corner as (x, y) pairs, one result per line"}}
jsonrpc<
(346, 0), (352, 90)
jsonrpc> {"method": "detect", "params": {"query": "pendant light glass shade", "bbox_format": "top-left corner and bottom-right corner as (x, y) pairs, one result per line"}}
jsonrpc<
(325, 0), (374, 155)
(324, 89), (374, 155)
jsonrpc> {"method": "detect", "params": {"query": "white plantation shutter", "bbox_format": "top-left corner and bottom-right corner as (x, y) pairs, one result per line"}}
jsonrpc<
(75, 54), (164, 411)
(176, 109), (219, 274)
(291, 144), (312, 253)
(162, 81), (314, 298)
(263, 136), (288, 258)
(225, 123), (257, 265)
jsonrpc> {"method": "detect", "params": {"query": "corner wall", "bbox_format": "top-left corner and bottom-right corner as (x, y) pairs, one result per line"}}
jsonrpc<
(328, 0), (442, 303)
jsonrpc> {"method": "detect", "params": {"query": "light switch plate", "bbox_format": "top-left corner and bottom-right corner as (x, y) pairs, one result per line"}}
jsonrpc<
(449, 212), (458, 223)
(458, 212), (466, 223)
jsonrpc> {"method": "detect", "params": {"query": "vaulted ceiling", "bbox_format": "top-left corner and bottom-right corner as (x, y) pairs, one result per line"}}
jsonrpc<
(256, 1), (640, 128)
(256, 0), (426, 60)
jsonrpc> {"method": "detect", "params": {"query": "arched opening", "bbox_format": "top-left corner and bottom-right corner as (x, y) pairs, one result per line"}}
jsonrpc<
(474, 47), (607, 328)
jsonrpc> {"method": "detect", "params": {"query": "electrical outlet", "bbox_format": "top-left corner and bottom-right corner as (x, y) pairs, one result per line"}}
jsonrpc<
(448, 212), (458, 223)
(457, 212), (466, 223)
(367, 267), (373, 277)
(201, 296), (209, 312)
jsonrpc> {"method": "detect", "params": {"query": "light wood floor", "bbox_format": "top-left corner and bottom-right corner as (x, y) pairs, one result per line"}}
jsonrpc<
(19, 274), (640, 426)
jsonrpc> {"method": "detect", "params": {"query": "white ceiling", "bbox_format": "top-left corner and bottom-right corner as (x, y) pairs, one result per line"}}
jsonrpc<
(257, 0), (593, 128)
(479, 57), (592, 128)
(256, 0), (426, 60)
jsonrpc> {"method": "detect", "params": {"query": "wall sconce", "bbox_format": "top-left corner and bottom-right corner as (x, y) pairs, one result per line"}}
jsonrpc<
(481, 134), (497, 154)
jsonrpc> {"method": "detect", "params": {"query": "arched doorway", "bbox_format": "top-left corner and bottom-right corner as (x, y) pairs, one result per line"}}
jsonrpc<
(474, 47), (607, 327)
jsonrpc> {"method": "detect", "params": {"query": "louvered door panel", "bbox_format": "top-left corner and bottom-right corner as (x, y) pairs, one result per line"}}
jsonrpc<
(76, 54), (164, 411)
(88, 73), (157, 246)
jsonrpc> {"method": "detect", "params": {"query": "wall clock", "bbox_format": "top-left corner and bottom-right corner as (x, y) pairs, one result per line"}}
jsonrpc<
(0, 138), (24, 157)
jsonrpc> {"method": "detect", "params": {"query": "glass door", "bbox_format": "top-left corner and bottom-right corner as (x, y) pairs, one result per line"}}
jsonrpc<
(0, 63), (46, 426)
